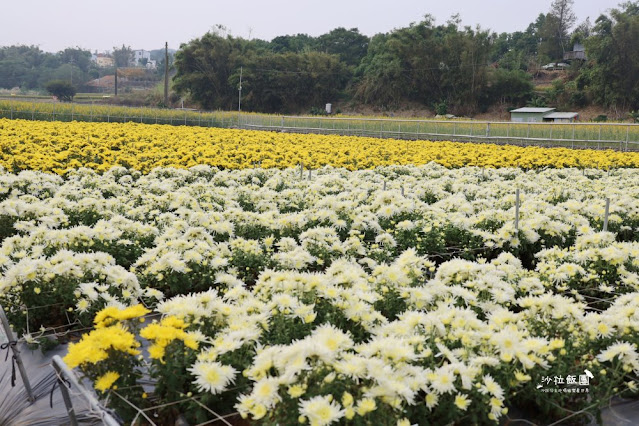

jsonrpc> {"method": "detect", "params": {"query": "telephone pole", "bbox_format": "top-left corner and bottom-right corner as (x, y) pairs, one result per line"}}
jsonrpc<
(164, 42), (169, 106)
(238, 66), (242, 126)
(238, 66), (242, 112)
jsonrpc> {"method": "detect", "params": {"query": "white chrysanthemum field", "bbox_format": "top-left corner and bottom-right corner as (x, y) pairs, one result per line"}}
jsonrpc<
(2, 163), (639, 425)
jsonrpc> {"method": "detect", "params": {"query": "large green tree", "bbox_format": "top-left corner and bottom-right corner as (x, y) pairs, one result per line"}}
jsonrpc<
(112, 45), (133, 68)
(173, 32), (242, 110)
(582, 1), (639, 109)
(482, 69), (534, 108)
(238, 51), (348, 113)
(317, 28), (369, 67)
(270, 34), (317, 53)
(355, 16), (493, 114)
(45, 80), (76, 101)
(0, 45), (96, 90)
(0, 45), (47, 89)
(550, 0), (577, 54)
(174, 30), (349, 113)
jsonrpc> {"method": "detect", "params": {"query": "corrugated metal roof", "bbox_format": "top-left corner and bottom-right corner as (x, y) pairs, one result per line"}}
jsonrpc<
(544, 112), (579, 118)
(510, 107), (556, 113)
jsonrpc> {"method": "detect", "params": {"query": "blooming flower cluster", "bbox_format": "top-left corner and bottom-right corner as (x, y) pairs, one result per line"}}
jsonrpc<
(1, 163), (638, 424)
(2, 118), (639, 173)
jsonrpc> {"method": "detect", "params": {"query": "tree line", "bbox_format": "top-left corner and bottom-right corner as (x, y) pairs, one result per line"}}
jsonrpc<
(0, 45), (171, 94)
(173, 0), (639, 116)
(1, 0), (638, 116)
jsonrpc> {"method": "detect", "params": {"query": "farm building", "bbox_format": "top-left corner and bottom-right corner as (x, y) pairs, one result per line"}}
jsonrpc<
(543, 112), (579, 123)
(510, 107), (579, 123)
(510, 107), (556, 122)
(564, 43), (587, 61)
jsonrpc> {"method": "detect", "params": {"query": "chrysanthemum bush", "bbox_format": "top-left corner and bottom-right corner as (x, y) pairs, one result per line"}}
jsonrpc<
(3, 118), (639, 172)
(62, 304), (202, 420)
(2, 164), (639, 424)
(0, 249), (161, 346)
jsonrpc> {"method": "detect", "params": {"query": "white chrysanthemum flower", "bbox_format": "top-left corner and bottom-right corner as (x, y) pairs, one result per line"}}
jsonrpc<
(597, 341), (639, 370)
(479, 374), (504, 400)
(188, 360), (237, 394)
(298, 395), (345, 426)
(429, 367), (456, 395)
(251, 377), (282, 407)
(312, 324), (354, 357)
(274, 247), (316, 270)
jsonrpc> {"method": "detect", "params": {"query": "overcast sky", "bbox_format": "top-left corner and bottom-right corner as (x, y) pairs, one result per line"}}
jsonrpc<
(1, 0), (623, 53)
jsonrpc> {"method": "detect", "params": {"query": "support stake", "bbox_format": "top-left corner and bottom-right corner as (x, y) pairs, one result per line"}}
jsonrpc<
(0, 305), (35, 403)
(51, 363), (79, 426)
(51, 355), (120, 426)
(603, 198), (610, 232)
(515, 189), (520, 231)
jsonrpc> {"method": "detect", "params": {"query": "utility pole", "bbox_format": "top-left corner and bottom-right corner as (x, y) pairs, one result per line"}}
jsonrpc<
(164, 42), (169, 106)
(114, 65), (118, 96)
(238, 66), (243, 112)
(238, 66), (242, 126)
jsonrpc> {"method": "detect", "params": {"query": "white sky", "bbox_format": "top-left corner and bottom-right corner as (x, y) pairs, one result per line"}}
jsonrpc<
(1, 0), (622, 53)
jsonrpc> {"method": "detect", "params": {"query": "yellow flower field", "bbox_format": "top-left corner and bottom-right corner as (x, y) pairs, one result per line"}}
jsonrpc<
(1, 118), (638, 174)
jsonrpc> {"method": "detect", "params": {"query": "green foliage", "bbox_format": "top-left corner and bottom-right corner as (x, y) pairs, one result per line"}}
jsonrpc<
(270, 33), (318, 53)
(112, 45), (133, 68)
(317, 27), (369, 67)
(172, 32), (240, 110)
(59, 48), (92, 73)
(355, 18), (493, 114)
(45, 80), (76, 101)
(5, 0), (639, 114)
(537, 13), (564, 61)
(174, 31), (349, 113)
(434, 100), (448, 115)
(309, 106), (329, 116)
(0, 45), (49, 89)
(240, 51), (349, 113)
(484, 69), (534, 106)
(546, 78), (586, 109)
(583, 2), (639, 109)
(527, 96), (548, 107)
(0, 45), (97, 91)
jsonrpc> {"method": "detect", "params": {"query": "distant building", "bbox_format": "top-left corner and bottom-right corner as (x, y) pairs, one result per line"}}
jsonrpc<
(94, 54), (114, 68)
(564, 43), (587, 61)
(510, 107), (579, 123)
(510, 107), (556, 122)
(543, 112), (579, 123)
(133, 50), (156, 69)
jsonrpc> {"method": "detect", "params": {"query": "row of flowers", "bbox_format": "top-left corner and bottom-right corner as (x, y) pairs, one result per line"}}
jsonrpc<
(64, 251), (639, 425)
(1, 164), (638, 330)
(2, 118), (639, 174)
(1, 164), (639, 423)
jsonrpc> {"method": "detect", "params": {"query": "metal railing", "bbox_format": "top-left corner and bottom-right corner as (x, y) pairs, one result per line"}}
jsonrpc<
(238, 115), (639, 151)
(0, 105), (237, 128)
(2, 101), (638, 151)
